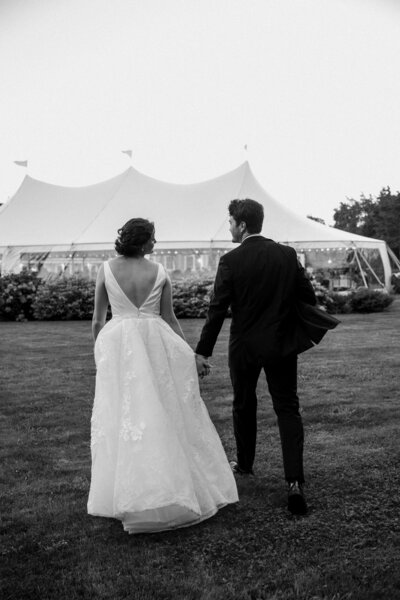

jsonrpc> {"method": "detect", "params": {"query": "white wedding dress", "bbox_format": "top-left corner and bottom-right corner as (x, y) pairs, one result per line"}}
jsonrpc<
(87, 261), (238, 534)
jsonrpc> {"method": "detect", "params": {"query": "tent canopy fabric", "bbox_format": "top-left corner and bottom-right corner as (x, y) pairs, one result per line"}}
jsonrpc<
(0, 162), (392, 287)
(0, 162), (382, 249)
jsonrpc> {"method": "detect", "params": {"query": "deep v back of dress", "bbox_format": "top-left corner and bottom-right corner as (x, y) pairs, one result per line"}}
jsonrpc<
(104, 260), (164, 317)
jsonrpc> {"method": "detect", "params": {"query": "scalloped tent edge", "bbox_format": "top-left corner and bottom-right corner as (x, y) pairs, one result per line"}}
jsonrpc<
(0, 162), (397, 288)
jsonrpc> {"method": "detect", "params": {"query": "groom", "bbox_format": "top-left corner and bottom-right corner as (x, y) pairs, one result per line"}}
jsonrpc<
(195, 198), (317, 515)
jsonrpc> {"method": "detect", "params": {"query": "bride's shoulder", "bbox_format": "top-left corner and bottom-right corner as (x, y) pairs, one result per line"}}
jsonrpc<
(108, 256), (121, 265)
(106, 257), (118, 270)
(149, 259), (164, 271)
(150, 261), (167, 281)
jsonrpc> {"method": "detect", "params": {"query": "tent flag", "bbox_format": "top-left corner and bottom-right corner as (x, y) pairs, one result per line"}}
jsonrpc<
(14, 160), (28, 167)
(121, 150), (132, 158)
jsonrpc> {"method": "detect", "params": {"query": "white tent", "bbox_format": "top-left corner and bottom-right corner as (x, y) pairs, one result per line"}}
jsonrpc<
(0, 162), (396, 288)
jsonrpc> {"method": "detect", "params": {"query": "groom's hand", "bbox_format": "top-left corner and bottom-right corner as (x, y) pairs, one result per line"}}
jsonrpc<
(195, 354), (211, 378)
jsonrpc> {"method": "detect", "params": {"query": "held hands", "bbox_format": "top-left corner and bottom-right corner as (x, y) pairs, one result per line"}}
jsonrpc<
(195, 354), (212, 379)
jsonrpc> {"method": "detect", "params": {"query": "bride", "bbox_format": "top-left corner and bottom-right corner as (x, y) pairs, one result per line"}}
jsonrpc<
(87, 218), (238, 534)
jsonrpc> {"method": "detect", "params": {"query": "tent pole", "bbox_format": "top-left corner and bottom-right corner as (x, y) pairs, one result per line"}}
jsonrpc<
(387, 245), (400, 270)
(377, 243), (393, 290)
(353, 247), (369, 287)
(357, 249), (385, 288)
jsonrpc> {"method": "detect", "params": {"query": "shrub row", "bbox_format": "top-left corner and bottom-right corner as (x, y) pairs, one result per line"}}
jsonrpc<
(314, 283), (394, 314)
(0, 272), (394, 321)
(32, 278), (96, 320)
(0, 272), (41, 322)
(0, 273), (215, 321)
(171, 279), (213, 318)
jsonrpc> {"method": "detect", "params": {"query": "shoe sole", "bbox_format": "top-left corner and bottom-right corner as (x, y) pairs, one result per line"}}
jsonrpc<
(230, 462), (254, 476)
(288, 494), (308, 515)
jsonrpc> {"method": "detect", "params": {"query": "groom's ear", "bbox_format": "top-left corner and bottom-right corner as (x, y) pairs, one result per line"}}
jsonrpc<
(239, 221), (247, 233)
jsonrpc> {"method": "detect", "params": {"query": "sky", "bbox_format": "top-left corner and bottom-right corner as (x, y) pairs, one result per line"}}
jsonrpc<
(1, 0), (400, 225)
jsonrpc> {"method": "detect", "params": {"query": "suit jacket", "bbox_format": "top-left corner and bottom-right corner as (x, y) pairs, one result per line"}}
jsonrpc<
(295, 301), (340, 345)
(195, 236), (322, 365)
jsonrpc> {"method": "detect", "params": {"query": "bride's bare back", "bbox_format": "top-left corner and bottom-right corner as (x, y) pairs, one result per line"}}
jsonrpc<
(108, 256), (160, 309)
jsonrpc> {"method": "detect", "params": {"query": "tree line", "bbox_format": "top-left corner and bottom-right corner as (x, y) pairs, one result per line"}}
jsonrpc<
(309, 187), (400, 258)
(333, 187), (400, 258)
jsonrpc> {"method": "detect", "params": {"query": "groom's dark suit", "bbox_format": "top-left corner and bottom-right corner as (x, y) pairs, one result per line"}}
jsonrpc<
(196, 235), (317, 481)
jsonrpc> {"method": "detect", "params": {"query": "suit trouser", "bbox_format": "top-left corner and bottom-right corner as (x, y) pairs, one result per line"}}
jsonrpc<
(229, 353), (304, 483)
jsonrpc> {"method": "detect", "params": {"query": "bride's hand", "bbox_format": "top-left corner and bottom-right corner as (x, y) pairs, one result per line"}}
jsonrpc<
(195, 354), (211, 378)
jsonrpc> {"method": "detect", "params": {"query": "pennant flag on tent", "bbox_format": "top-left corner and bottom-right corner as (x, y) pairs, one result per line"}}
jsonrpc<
(14, 160), (28, 167)
(244, 144), (248, 151)
(121, 150), (132, 158)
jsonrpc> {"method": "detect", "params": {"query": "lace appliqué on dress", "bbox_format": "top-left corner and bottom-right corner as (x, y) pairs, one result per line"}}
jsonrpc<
(120, 419), (146, 442)
(88, 260), (238, 532)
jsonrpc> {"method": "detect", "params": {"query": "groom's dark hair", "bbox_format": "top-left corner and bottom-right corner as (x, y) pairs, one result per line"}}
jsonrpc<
(229, 199), (264, 234)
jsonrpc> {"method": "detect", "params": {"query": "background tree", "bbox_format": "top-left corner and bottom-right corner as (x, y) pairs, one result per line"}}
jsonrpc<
(333, 187), (400, 258)
(374, 187), (400, 258)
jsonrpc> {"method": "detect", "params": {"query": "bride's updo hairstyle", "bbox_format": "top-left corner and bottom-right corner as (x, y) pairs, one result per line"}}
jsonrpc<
(115, 218), (155, 257)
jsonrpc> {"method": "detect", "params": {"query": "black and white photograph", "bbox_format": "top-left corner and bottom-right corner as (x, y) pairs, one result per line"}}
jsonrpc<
(1, 1), (399, 598)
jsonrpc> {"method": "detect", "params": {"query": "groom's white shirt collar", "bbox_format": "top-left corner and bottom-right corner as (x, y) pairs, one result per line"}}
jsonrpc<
(241, 234), (263, 243)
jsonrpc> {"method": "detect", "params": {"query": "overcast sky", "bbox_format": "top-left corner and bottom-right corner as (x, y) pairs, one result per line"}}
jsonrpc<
(1, 0), (399, 224)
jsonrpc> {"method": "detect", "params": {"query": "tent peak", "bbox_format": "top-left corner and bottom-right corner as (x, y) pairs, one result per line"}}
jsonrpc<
(123, 162), (252, 188)
(10, 163), (254, 191)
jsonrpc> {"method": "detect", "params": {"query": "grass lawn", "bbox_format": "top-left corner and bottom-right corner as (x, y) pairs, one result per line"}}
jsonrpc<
(1, 301), (400, 600)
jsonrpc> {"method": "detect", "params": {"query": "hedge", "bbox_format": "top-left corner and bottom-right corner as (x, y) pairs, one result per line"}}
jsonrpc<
(171, 279), (214, 318)
(32, 277), (95, 320)
(0, 272), (41, 321)
(347, 288), (394, 313)
(0, 272), (395, 321)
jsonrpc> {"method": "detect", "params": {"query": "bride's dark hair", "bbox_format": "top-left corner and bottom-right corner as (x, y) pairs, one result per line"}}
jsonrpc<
(115, 218), (155, 257)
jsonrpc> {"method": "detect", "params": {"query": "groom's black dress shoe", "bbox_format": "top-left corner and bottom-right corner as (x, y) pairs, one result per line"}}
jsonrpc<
(287, 481), (307, 515)
(230, 461), (254, 476)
